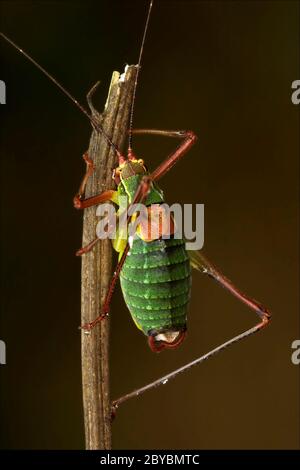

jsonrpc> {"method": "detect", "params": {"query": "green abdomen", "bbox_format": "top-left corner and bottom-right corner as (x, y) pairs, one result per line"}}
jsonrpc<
(120, 237), (191, 335)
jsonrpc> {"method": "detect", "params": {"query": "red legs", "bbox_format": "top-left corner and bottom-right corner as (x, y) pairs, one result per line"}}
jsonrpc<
(188, 249), (271, 325)
(80, 130), (197, 329)
(80, 175), (153, 331)
(75, 197), (118, 255)
(129, 129), (269, 322)
(73, 152), (116, 210)
(73, 151), (118, 255)
(74, 187), (116, 209)
(112, 253), (271, 414)
(130, 128), (197, 181)
(75, 152), (94, 195)
(75, 126), (270, 414)
(80, 130), (197, 331)
(81, 244), (130, 331)
(76, 237), (100, 256)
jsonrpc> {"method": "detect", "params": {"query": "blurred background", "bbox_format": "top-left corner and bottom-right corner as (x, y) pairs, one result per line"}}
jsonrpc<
(0, 0), (299, 450)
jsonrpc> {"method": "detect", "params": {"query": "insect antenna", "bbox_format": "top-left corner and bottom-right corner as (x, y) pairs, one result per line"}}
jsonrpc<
(0, 31), (124, 161)
(127, 0), (154, 160)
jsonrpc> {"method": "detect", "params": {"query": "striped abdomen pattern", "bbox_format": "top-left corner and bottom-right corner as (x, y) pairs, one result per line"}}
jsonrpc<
(120, 237), (191, 335)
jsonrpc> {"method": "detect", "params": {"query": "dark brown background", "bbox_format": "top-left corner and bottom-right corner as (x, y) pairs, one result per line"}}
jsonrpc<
(0, 0), (299, 450)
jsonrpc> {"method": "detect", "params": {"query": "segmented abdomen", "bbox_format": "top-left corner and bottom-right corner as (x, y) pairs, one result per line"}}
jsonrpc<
(120, 237), (191, 335)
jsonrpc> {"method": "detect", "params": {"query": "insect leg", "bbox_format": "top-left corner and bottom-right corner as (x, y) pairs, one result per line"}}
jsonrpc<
(188, 249), (271, 323)
(75, 237), (101, 256)
(130, 128), (197, 181)
(80, 244), (130, 331)
(112, 312), (270, 414)
(80, 176), (153, 331)
(111, 250), (271, 413)
(74, 151), (95, 202)
(73, 151), (118, 209)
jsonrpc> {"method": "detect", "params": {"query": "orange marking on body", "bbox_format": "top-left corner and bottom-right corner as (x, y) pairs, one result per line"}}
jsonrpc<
(137, 204), (175, 242)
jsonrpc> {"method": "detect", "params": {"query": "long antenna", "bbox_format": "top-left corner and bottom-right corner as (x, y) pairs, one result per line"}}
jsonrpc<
(128, 0), (154, 156)
(0, 31), (124, 160)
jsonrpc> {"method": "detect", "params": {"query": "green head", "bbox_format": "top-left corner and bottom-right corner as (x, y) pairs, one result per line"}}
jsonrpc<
(113, 156), (164, 206)
(112, 157), (147, 185)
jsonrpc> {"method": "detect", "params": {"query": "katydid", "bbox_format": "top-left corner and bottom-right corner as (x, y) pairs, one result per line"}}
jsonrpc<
(0, 0), (270, 415)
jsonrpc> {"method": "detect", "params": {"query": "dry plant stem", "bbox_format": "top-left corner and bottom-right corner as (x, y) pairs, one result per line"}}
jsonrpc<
(81, 66), (137, 450)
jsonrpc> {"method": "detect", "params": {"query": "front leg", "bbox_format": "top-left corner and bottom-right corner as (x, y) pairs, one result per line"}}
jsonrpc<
(131, 128), (197, 181)
(73, 151), (118, 209)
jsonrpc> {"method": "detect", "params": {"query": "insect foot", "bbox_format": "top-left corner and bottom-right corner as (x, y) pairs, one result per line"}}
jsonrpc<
(73, 195), (83, 209)
(78, 323), (92, 334)
(258, 305), (272, 325)
(82, 152), (94, 168)
(75, 247), (87, 256)
(110, 402), (118, 422)
(79, 312), (109, 332)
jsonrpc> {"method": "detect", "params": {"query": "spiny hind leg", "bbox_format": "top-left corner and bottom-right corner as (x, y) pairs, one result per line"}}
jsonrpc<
(110, 253), (271, 415)
(189, 249), (271, 326)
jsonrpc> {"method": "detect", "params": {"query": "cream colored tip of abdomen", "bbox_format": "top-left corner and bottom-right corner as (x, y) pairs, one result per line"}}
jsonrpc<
(155, 331), (181, 343)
